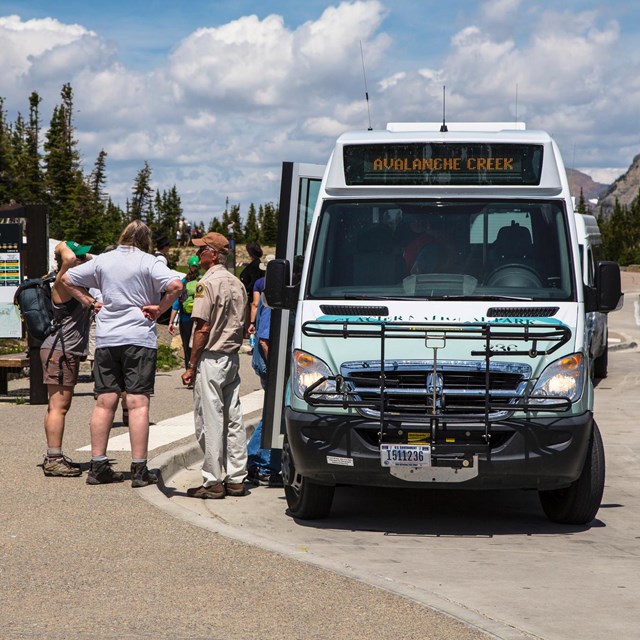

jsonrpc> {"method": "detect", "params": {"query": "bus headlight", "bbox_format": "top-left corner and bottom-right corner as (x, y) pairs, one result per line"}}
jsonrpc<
(531, 353), (584, 404)
(292, 350), (337, 400)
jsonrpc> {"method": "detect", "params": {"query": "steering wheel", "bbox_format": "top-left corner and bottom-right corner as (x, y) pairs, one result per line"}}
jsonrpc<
(485, 263), (543, 288)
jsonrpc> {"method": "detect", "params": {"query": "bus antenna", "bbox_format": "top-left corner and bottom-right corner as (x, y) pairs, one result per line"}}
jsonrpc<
(360, 41), (373, 131)
(440, 85), (448, 132)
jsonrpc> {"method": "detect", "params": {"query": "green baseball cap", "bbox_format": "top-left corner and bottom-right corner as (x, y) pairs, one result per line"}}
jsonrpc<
(66, 240), (92, 257)
(187, 255), (200, 267)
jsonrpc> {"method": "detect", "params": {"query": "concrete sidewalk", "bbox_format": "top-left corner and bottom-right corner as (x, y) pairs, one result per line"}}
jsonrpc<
(0, 353), (488, 640)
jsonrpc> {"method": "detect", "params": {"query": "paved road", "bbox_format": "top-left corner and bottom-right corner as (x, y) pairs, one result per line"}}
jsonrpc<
(2, 273), (638, 640)
(141, 272), (640, 640)
(0, 346), (487, 639)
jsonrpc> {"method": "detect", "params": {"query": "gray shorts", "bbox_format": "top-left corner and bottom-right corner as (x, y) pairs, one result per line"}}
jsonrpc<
(94, 345), (157, 395)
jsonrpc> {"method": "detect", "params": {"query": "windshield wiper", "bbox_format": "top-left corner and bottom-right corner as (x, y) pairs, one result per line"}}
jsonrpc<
(346, 295), (409, 300)
(426, 295), (534, 301)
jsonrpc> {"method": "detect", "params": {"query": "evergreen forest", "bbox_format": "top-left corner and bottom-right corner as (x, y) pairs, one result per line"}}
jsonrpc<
(574, 189), (640, 266)
(0, 84), (279, 252)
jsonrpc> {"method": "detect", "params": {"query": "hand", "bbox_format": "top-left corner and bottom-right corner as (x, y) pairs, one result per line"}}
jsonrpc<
(91, 301), (104, 313)
(142, 304), (161, 321)
(248, 323), (256, 334)
(168, 324), (176, 335)
(181, 369), (195, 386)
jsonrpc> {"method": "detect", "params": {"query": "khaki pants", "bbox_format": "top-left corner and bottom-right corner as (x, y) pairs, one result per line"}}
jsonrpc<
(193, 351), (246, 486)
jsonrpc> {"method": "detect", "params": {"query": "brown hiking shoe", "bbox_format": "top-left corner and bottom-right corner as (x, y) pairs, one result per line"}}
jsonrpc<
(42, 455), (82, 477)
(86, 459), (125, 485)
(186, 483), (225, 499)
(225, 482), (247, 497)
(131, 462), (159, 488)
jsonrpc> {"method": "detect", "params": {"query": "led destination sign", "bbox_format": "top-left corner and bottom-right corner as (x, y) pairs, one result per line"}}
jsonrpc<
(343, 143), (543, 186)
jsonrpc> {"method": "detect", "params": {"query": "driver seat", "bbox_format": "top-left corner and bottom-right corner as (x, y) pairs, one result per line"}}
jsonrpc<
(486, 222), (540, 285)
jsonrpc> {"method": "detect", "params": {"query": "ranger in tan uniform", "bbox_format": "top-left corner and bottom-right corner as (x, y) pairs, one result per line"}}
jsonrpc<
(181, 232), (248, 499)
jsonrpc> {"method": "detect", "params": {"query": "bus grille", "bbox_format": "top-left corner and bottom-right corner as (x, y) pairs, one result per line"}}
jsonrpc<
(341, 360), (531, 420)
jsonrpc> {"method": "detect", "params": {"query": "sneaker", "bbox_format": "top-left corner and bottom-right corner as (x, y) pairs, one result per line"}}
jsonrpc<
(246, 467), (260, 486)
(258, 473), (284, 488)
(187, 483), (225, 499)
(42, 455), (82, 477)
(86, 459), (125, 485)
(131, 462), (159, 488)
(225, 482), (247, 497)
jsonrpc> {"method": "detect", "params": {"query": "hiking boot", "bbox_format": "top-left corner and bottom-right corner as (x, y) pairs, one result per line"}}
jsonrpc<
(131, 462), (159, 488)
(86, 459), (125, 485)
(42, 455), (82, 477)
(225, 482), (247, 497)
(187, 483), (225, 499)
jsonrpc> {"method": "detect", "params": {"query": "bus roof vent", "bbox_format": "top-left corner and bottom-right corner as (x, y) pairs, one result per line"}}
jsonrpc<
(386, 122), (526, 133)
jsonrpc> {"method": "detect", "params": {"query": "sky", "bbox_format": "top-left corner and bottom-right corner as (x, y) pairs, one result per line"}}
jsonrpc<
(1, 0), (639, 225)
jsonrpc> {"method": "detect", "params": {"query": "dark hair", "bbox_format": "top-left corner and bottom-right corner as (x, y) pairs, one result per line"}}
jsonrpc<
(246, 241), (263, 260)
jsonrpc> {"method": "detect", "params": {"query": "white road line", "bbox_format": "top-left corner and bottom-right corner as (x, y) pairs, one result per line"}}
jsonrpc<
(77, 389), (264, 452)
(635, 297), (640, 326)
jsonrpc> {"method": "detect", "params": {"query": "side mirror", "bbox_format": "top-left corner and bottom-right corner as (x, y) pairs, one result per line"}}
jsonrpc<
(264, 259), (297, 310)
(595, 261), (623, 313)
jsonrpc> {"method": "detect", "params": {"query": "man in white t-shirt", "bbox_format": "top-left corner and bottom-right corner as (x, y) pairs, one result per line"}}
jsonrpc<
(63, 220), (182, 487)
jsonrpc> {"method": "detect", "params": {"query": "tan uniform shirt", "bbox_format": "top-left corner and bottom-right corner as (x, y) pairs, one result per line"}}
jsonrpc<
(191, 264), (247, 354)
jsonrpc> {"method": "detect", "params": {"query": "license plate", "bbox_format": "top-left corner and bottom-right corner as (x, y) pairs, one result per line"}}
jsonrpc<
(380, 443), (431, 468)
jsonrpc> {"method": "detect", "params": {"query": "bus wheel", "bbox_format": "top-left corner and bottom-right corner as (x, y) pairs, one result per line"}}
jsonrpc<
(282, 437), (334, 520)
(538, 422), (605, 525)
(593, 346), (608, 379)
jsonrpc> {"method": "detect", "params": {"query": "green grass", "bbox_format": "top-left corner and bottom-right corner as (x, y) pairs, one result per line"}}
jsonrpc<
(156, 344), (182, 371)
(0, 339), (26, 355)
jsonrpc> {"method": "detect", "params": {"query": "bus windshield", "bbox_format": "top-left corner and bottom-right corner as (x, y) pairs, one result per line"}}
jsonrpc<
(306, 200), (575, 301)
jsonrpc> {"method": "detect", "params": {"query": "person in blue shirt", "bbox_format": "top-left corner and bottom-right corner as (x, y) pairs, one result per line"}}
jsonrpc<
(169, 255), (201, 369)
(247, 255), (282, 487)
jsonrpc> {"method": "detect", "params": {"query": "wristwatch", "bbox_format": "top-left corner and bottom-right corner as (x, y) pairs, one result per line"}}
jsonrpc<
(186, 362), (196, 370)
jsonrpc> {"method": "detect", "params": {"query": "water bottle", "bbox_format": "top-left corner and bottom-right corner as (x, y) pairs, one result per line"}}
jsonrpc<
(249, 334), (256, 350)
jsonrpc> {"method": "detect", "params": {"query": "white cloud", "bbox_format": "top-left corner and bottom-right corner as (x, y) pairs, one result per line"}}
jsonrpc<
(581, 168), (626, 185)
(1, 1), (639, 222)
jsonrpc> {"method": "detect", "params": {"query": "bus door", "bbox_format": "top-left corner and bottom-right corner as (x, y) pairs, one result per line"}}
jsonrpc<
(261, 162), (324, 449)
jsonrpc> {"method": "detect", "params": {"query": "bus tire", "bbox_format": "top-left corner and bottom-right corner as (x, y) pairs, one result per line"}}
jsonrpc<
(593, 345), (608, 379)
(282, 437), (334, 519)
(538, 422), (605, 525)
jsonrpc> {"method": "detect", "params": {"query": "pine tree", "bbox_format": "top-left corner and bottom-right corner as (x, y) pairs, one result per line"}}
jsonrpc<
(261, 202), (278, 245)
(156, 185), (182, 242)
(88, 150), (108, 202)
(244, 202), (259, 241)
(228, 203), (244, 244)
(24, 92), (44, 203)
(130, 161), (154, 224)
(43, 83), (83, 238)
(575, 188), (588, 214)
(0, 97), (16, 204)
(208, 216), (223, 233)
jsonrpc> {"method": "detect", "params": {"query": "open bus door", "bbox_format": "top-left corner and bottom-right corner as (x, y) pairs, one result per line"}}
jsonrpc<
(261, 162), (324, 450)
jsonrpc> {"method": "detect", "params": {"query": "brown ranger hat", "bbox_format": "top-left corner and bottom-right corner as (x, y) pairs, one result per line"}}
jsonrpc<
(192, 232), (229, 254)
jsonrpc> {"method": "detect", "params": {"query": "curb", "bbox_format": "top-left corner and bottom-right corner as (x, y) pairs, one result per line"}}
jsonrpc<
(609, 340), (637, 352)
(140, 422), (534, 640)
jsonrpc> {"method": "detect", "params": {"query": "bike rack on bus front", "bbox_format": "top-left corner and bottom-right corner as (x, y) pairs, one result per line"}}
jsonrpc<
(300, 320), (572, 469)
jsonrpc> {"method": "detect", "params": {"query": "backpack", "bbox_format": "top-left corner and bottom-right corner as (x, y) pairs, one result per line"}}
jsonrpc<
(13, 274), (63, 342)
(181, 279), (198, 315)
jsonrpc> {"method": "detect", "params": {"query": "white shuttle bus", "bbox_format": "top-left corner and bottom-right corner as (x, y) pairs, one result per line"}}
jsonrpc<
(264, 123), (622, 524)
